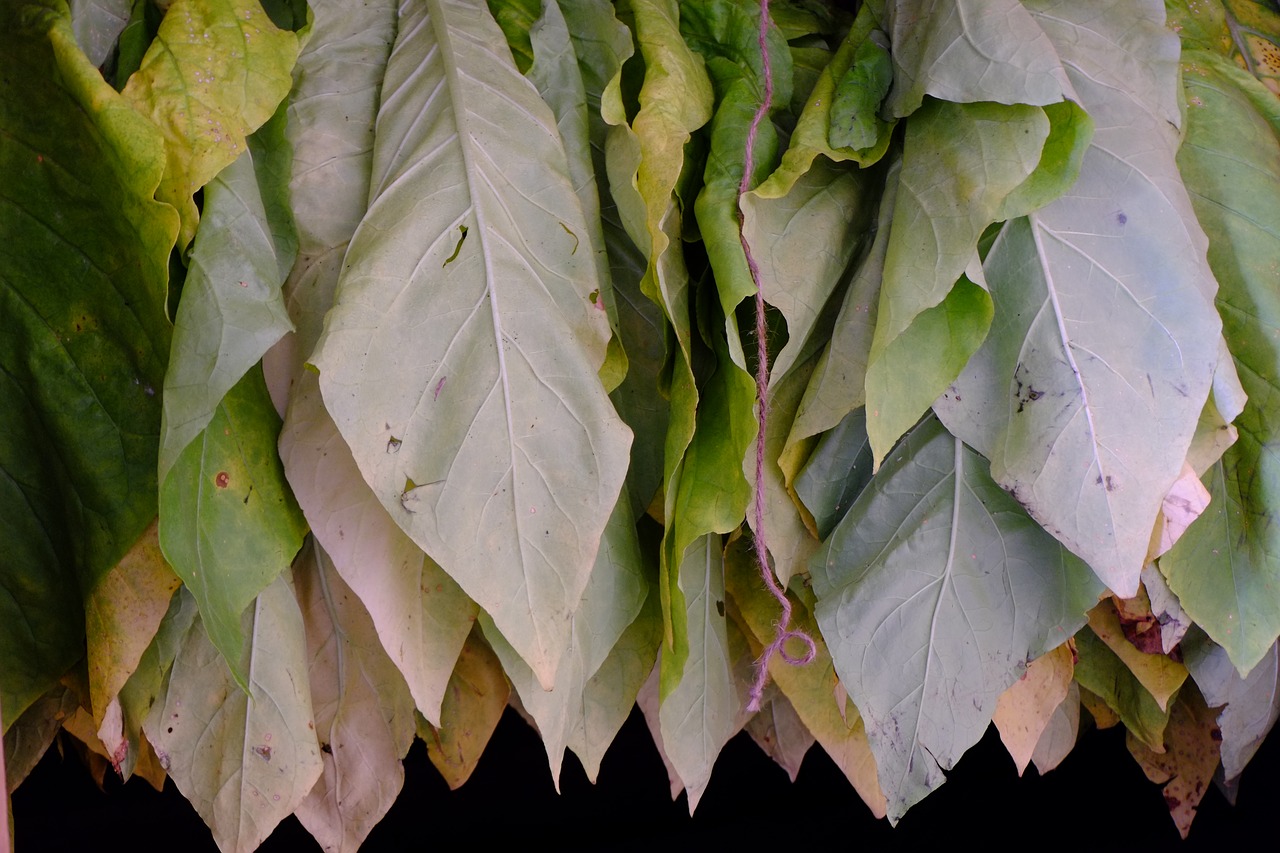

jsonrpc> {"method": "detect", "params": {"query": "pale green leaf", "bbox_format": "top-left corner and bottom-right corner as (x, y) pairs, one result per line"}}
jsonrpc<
(69, 0), (130, 66)
(481, 497), (651, 787)
(0, 0), (175, 725)
(274, 0), (474, 727)
(933, 2), (1224, 598)
(877, 0), (1072, 117)
(3, 684), (78, 790)
(144, 575), (323, 853)
(1184, 630), (1280, 783)
(311, 0), (630, 690)
(159, 367), (307, 688)
(782, 157), (896, 473)
(159, 149), (295, 481)
(292, 544), (416, 853)
(794, 408), (874, 541)
(744, 152), (877, 389)
(420, 627), (510, 790)
(1073, 626), (1172, 751)
(121, 0), (301, 246)
(526, 0), (627, 391)
(811, 415), (1102, 821)
(1160, 51), (1280, 674)
(659, 533), (741, 813)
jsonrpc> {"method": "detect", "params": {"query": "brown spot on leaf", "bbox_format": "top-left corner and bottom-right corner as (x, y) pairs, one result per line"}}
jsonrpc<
(215, 471), (230, 488)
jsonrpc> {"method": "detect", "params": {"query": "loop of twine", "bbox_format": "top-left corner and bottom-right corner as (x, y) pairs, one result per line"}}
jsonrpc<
(738, 0), (817, 714)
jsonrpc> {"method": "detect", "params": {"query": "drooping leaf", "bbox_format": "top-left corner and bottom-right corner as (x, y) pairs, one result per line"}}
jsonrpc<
(727, 541), (886, 816)
(311, 0), (630, 690)
(992, 642), (1074, 776)
(793, 408), (874, 541)
(0, 0), (175, 725)
(158, 366), (308, 687)
(144, 575), (323, 853)
(876, 0), (1072, 117)
(933, 0), (1226, 599)
(292, 544), (416, 853)
(1031, 681), (1080, 776)
(1183, 630), (1280, 783)
(84, 520), (182, 729)
(635, 662), (684, 799)
(481, 497), (651, 787)
(1073, 627), (1172, 751)
(420, 627), (511, 790)
(782, 157), (895, 471)
(810, 415), (1102, 822)
(659, 533), (742, 813)
(120, 0), (301, 246)
(110, 588), (200, 781)
(1160, 50), (1280, 675)
(1125, 687), (1220, 839)
(159, 148), (295, 481)
(743, 690), (814, 783)
(1087, 600), (1188, 712)
(756, 2), (895, 198)
(3, 684), (78, 791)
(275, 0), (474, 727)
(865, 99), (1092, 464)
(525, 0), (628, 391)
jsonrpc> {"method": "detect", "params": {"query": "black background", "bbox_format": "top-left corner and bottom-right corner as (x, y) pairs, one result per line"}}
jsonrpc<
(12, 702), (1279, 851)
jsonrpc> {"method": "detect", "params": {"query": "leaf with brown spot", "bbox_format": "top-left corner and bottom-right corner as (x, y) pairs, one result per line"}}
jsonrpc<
(993, 643), (1074, 776)
(1125, 687), (1220, 839)
(1088, 600), (1188, 711)
(420, 627), (509, 790)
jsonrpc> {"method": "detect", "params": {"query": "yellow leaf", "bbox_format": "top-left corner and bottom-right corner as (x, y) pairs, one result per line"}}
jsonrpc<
(993, 643), (1074, 775)
(1126, 689), (1220, 839)
(1088, 600), (1188, 711)
(420, 627), (509, 790)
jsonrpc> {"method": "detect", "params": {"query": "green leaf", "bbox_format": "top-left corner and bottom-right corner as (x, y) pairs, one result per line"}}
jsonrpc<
(1160, 51), (1280, 674)
(482, 497), (651, 786)
(1183, 630), (1280, 783)
(864, 99), (1071, 466)
(158, 367), (307, 688)
(934, 1), (1225, 598)
(0, 0), (175, 724)
(311, 0), (630, 690)
(876, 0), (1071, 117)
(487, 0), (540, 73)
(659, 533), (742, 813)
(828, 31), (893, 152)
(810, 415), (1102, 822)
(2, 683), (78, 788)
(121, 0), (302, 246)
(143, 575), (323, 853)
(292, 543), (416, 853)
(1073, 626), (1173, 751)
(683, 0), (793, 361)
(159, 148), (295, 481)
